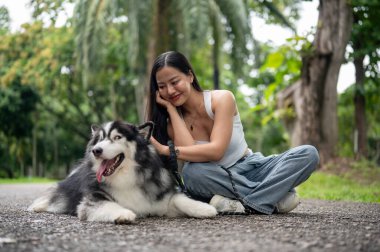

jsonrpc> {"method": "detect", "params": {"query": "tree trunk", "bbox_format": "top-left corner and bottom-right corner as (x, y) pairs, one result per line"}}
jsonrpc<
(298, 0), (353, 164)
(156, 0), (171, 54)
(213, 49), (220, 90)
(211, 11), (220, 90)
(135, 0), (172, 123)
(353, 50), (367, 158)
(32, 118), (38, 177)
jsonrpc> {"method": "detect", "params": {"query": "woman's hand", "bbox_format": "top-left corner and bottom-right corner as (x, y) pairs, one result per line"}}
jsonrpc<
(156, 91), (175, 110)
(150, 136), (168, 156)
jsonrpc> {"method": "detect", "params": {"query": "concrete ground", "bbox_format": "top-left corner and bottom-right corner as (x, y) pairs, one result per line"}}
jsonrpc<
(0, 183), (379, 252)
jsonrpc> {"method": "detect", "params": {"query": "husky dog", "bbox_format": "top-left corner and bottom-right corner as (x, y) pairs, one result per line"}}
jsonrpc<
(28, 121), (217, 224)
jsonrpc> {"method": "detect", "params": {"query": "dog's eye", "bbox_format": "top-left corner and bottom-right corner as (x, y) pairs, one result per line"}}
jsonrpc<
(114, 135), (122, 140)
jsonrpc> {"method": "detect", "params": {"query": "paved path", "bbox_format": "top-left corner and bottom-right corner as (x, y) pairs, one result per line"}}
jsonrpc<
(0, 184), (379, 252)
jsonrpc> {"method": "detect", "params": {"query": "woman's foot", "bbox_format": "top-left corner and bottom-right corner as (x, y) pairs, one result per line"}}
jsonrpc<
(275, 191), (300, 213)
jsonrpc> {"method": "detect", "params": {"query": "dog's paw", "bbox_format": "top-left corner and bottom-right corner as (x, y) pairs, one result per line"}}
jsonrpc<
(191, 203), (218, 218)
(171, 194), (218, 218)
(78, 200), (137, 224)
(113, 209), (137, 224)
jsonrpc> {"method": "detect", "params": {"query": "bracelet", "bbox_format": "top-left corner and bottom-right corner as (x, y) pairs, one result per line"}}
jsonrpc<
(168, 140), (179, 158)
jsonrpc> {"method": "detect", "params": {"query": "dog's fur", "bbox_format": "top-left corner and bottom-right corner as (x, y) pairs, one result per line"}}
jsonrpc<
(28, 121), (217, 223)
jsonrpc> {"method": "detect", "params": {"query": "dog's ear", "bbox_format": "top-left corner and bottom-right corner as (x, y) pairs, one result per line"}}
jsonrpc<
(91, 124), (100, 136)
(137, 121), (154, 140)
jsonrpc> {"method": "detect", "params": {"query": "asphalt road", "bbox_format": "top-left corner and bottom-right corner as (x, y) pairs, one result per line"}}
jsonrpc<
(0, 183), (379, 252)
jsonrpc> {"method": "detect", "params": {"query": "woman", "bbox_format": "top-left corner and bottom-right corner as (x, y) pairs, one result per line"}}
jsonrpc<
(146, 51), (319, 215)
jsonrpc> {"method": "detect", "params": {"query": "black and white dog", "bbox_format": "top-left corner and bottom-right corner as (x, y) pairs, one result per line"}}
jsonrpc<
(28, 121), (217, 223)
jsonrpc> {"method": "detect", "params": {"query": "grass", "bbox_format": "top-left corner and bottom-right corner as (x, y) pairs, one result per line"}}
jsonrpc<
(297, 171), (380, 203)
(1, 159), (380, 203)
(0, 177), (57, 184)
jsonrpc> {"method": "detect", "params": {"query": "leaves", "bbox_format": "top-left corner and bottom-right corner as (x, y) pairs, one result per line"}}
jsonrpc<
(349, 0), (380, 81)
(0, 82), (39, 137)
(0, 6), (10, 33)
(260, 51), (284, 69)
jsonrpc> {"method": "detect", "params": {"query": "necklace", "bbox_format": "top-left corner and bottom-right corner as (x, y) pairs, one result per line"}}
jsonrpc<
(184, 106), (202, 131)
(182, 113), (197, 131)
(182, 93), (204, 131)
(189, 117), (196, 131)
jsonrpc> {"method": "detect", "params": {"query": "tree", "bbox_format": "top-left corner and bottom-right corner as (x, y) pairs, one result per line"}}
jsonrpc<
(0, 81), (39, 177)
(349, 0), (380, 159)
(0, 5), (10, 34)
(293, 0), (353, 164)
(0, 82), (39, 138)
(74, 0), (253, 122)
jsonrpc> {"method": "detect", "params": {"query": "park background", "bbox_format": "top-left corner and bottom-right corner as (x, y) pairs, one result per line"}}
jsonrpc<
(0, 0), (379, 203)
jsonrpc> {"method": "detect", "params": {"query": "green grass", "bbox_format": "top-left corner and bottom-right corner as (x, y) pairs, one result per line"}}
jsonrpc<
(0, 177), (57, 184)
(1, 169), (379, 203)
(297, 171), (380, 203)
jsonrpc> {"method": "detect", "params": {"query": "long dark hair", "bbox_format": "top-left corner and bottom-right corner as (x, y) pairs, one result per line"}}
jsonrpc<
(146, 51), (202, 146)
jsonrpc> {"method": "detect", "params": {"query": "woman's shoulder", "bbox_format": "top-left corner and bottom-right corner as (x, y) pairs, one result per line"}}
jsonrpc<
(208, 90), (236, 114)
(209, 90), (236, 103)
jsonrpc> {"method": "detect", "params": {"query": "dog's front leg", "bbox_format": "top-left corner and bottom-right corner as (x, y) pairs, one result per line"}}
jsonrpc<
(168, 193), (217, 218)
(78, 197), (136, 224)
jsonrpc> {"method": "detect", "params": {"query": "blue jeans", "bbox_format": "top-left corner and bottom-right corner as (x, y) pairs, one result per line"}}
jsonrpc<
(182, 145), (319, 214)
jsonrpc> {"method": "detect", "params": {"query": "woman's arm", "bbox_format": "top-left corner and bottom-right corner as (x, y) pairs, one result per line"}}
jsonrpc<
(152, 91), (236, 162)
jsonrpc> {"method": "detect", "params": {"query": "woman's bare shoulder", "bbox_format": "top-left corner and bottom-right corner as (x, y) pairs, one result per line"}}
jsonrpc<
(210, 89), (235, 99)
(209, 90), (236, 114)
(210, 90), (236, 104)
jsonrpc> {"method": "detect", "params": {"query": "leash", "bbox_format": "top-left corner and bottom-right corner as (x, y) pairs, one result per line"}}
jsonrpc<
(167, 140), (254, 214)
(167, 140), (187, 194)
(220, 160), (255, 215)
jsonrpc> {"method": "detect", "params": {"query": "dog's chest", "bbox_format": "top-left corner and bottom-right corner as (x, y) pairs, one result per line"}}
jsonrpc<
(111, 187), (170, 217)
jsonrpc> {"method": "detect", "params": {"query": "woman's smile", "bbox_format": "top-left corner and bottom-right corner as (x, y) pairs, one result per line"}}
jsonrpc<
(170, 93), (182, 102)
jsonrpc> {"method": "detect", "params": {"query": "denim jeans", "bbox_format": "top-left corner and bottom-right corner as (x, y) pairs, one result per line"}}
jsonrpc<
(182, 145), (319, 214)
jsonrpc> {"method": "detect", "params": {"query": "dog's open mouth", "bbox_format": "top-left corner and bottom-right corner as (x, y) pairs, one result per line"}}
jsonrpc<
(96, 153), (125, 182)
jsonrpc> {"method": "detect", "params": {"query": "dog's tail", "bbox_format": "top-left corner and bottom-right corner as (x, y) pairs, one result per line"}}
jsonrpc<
(27, 185), (57, 213)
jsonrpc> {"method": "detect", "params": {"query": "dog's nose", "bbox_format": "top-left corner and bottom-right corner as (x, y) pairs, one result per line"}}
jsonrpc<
(92, 147), (103, 157)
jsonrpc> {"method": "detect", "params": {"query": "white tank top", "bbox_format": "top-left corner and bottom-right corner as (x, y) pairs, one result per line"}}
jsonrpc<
(196, 91), (248, 167)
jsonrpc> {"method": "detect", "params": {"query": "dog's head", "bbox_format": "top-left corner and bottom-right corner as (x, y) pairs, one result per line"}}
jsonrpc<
(87, 120), (154, 183)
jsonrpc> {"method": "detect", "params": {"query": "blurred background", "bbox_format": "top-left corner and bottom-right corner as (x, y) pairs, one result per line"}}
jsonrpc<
(0, 0), (379, 202)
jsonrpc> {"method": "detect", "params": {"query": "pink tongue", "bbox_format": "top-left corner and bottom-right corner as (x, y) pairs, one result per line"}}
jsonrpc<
(96, 159), (114, 183)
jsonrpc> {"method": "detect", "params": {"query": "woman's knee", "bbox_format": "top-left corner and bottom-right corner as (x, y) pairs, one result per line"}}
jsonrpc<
(305, 145), (319, 164)
(299, 145), (320, 172)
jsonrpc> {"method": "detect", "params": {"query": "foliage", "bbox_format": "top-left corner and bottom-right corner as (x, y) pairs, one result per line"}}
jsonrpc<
(235, 36), (309, 154)
(29, 0), (75, 26)
(338, 80), (380, 162)
(248, 36), (307, 121)
(247, 0), (301, 30)
(0, 82), (39, 137)
(349, 0), (380, 81)
(337, 87), (355, 157)
(0, 5), (10, 34)
(74, 0), (253, 88)
(1, 0), (378, 180)
(0, 14), (139, 178)
(342, 0), (380, 160)
(0, 52), (40, 178)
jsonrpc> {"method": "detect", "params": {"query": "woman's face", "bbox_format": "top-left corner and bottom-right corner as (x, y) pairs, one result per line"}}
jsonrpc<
(156, 66), (194, 106)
